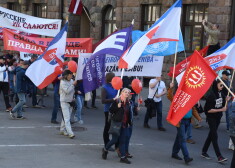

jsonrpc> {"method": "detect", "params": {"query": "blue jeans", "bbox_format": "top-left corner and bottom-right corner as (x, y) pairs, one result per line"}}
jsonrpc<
(172, 119), (191, 160)
(12, 93), (26, 117)
(187, 123), (192, 140)
(119, 127), (129, 158)
(126, 126), (133, 153)
(75, 95), (84, 121)
(51, 83), (60, 121)
(105, 133), (119, 150)
(28, 83), (37, 106)
(226, 101), (232, 130)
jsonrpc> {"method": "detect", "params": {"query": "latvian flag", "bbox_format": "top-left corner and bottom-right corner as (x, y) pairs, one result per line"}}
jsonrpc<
(68, 0), (83, 15)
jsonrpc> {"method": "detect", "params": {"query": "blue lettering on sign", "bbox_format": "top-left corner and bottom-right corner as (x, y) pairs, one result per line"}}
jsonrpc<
(137, 56), (154, 62)
(105, 56), (119, 63)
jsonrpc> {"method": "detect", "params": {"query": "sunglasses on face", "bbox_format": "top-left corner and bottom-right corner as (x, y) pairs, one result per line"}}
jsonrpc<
(219, 84), (224, 87)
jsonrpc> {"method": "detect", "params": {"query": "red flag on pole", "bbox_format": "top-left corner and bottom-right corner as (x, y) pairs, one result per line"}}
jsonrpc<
(167, 50), (217, 126)
(68, 0), (83, 15)
(168, 46), (209, 77)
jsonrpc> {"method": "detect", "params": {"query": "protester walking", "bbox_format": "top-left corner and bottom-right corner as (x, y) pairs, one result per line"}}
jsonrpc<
(101, 72), (118, 148)
(102, 88), (133, 164)
(201, 79), (228, 163)
(59, 70), (76, 139)
(9, 61), (29, 119)
(74, 80), (85, 124)
(144, 76), (166, 131)
(167, 83), (201, 164)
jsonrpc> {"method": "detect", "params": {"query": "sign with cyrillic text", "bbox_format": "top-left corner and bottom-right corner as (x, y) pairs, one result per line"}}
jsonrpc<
(0, 6), (61, 37)
(3, 28), (92, 57)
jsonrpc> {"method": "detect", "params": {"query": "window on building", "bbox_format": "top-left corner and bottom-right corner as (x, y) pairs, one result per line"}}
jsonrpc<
(33, 3), (47, 18)
(7, 2), (21, 12)
(141, 4), (161, 31)
(182, 4), (208, 52)
(102, 5), (116, 38)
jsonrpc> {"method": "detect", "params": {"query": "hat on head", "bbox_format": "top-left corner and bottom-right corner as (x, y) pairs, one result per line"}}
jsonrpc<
(222, 70), (231, 76)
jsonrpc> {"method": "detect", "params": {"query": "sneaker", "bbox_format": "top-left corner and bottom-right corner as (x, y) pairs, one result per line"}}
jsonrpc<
(59, 131), (68, 136)
(186, 139), (196, 144)
(32, 105), (41, 108)
(16, 116), (26, 120)
(102, 148), (108, 160)
(126, 152), (133, 158)
(5, 107), (12, 112)
(194, 124), (203, 129)
(201, 153), (211, 160)
(218, 156), (227, 163)
(120, 157), (131, 164)
(158, 127), (166, 131)
(172, 154), (183, 160)
(185, 157), (193, 164)
(69, 134), (75, 139)
(51, 120), (59, 124)
(143, 124), (150, 128)
(23, 105), (29, 108)
(9, 111), (16, 119)
(78, 120), (84, 125)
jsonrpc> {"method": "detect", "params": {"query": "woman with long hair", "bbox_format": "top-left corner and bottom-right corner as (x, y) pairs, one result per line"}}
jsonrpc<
(201, 79), (228, 163)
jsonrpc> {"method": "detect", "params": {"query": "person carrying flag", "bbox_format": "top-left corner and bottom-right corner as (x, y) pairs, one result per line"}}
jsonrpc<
(167, 82), (201, 164)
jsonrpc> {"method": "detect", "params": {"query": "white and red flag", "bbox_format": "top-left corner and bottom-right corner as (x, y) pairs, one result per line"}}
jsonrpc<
(205, 37), (235, 71)
(68, 0), (83, 15)
(26, 22), (68, 89)
(119, 0), (182, 69)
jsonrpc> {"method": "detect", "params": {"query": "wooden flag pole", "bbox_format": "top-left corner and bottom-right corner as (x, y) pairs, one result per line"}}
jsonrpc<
(225, 70), (235, 107)
(172, 41), (179, 83)
(217, 76), (235, 98)
(83, 6), (95, 27)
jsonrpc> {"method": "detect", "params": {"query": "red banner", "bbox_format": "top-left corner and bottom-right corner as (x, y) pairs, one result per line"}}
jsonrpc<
(0, 27), (39, 40)
(3, 28), (92, 57)
(167, 50), (217, 126)
(168, 46), (209, 77)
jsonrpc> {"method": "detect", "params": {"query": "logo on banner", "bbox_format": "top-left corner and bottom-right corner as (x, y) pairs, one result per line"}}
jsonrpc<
(145, 41), (169, 54)
(43, 48), (57, 65)
(185, 66), (206, 89)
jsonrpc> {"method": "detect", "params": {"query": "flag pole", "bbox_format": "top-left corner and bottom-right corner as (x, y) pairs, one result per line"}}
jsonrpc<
(116, 19), (134, 97)
(217, 76), (235, 98)
(172, 41), (179, 83)
(225, 70), (235, 106)
(83, 6), (95, 27)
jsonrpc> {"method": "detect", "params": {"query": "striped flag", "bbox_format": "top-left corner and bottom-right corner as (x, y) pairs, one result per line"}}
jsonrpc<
(119, 0), (182, 69)
(26, 23), (68, 89)
(68, 0), (83, 15)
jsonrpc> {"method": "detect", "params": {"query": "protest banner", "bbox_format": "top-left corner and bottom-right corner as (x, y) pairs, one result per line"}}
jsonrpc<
(0, 6), (61, 37)
(3, 28), (92, 57)
(0, 27), (39, 40)
(76, 53), (164, 81)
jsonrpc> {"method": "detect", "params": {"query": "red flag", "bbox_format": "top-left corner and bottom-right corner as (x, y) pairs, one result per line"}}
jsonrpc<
(168, 46), (209, 77)
(167, 50), (217, 126)
(68, 0), (83, 15)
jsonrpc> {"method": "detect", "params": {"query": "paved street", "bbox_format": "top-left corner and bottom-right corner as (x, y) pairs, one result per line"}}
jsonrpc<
(0, 86), (232, 168)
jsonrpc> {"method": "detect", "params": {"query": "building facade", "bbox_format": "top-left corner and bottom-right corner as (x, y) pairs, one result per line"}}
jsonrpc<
(0, 0), (234, 83)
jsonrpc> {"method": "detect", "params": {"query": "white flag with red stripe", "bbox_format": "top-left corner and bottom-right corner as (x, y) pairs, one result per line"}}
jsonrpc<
(119, 0), (182, 69)
(26, 23), (68, 89)
(68, 0), (83, 15)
